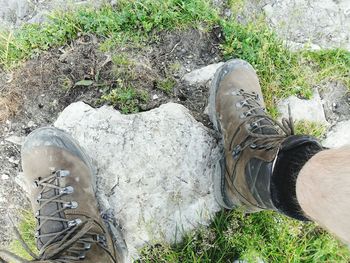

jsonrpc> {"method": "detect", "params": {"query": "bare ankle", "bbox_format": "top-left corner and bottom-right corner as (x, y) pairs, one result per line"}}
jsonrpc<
(296, 147), (350, 244)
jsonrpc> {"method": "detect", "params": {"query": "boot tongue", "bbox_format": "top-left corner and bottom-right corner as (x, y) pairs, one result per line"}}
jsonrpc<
(37, 188), (66, 249)
(270, 135), (324, 220)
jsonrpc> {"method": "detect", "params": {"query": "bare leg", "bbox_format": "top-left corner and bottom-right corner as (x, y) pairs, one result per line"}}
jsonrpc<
(296, 147), (350, 244)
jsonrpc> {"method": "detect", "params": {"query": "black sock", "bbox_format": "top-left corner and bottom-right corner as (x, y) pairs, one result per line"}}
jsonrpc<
(270, 135), (324, 221)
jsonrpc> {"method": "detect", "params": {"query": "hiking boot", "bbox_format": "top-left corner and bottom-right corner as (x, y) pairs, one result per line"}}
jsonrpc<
(16, 127), (127, 262)
(209, 59), (323, 219)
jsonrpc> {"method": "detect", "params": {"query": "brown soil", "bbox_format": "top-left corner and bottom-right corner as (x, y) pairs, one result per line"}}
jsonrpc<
(0, 28), (222, 246)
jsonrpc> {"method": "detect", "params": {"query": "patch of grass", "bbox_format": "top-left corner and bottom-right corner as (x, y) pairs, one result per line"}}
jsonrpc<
(294, 120), (328, 139)
(102, 84), (149, 114)
(0, 0), (218, 69)
(302, 48), (350, 87)
(140, 210), (350, 262)
(9, 210), (38, 260)
(156, 78), (176, 94)
(111, 53), (138, 82)
(225, 211), (350, 263)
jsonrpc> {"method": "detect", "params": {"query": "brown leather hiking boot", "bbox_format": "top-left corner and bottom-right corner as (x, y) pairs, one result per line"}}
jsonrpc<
(7, 127), (127, 262)
(209, 59), (323, 219)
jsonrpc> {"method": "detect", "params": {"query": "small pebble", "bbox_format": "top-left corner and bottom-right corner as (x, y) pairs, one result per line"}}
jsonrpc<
(8, 156), (19, 165)
(1, 174), (9, 180)
(153, 94), (159, 100)
(27, 121), (36, 127)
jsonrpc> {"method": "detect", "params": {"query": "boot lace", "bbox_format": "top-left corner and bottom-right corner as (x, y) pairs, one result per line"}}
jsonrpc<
(229, 89), (295, 160)
(0, 170), (117, 263)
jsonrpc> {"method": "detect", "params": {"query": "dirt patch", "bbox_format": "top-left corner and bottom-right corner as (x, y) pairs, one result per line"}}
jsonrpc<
(149, 28), (222, 125)
(319, 81), (350, 124)
(0, 28), (221, 247)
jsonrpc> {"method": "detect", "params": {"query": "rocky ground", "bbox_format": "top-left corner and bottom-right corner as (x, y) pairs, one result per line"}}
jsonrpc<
(0, 0), (349, 261)
(0, 28), (222, 251)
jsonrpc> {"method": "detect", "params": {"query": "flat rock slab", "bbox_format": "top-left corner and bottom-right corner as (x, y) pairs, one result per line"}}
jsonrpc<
(54, 102), (221, 261)
(183, 62), (224, 85)
(262, 0), (350, 51)
(319, 82), (350, 124)
(277, 89), (328, 125)
(323, 120), (350, 148)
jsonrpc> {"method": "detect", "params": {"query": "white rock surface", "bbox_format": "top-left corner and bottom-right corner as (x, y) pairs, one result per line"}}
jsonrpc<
(183, 63), (223, 85)
(323, 120), (350, 148)
(277, 89), (328, 124)
(54, 102), (221, 261)
(261, 0), (350, 51)
(0, 0), (116, 28)
(239, 0), (350, 51)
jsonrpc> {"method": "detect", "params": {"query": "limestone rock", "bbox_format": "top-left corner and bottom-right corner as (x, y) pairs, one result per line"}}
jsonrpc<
(319, 82), (350, 124)
(277, 89), (328, 125)
(54, 102), (221, 261)
(183, 63), (224, 85)
(323, 120), (350, 148)
(262, 0), (350, 51)
(239, 0), (350, 51)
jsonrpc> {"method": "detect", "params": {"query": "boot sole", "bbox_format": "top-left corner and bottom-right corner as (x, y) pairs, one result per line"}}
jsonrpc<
(208, 59), (256, 209)
(22, 127), (129, 262)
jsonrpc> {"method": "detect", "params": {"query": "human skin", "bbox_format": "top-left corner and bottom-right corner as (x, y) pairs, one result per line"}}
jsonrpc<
(296, 147), (350, 244)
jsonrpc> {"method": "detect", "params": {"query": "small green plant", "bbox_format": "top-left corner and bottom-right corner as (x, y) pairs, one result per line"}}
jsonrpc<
(168, 62), (182, 75)
(156, 78), (176, 94)
(294, 120), (328, 139)
(102, 85), (149, 114)
(58, 75), (74, 90)
(112, 54), (132, 66)
(9, 210), (38, 260)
